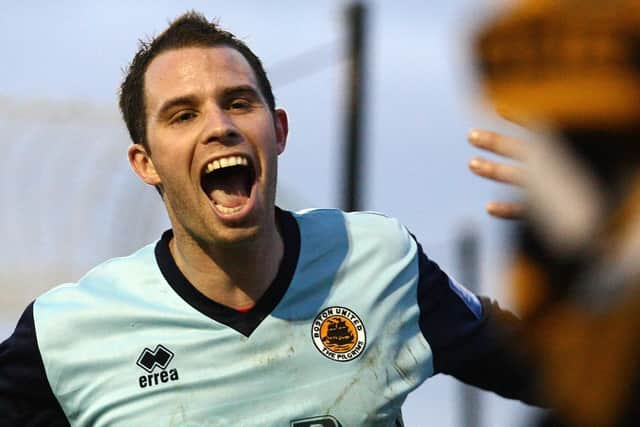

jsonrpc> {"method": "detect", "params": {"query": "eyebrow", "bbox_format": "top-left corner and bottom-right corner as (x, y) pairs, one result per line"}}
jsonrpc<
(155, 94), (199, 120)
(220, 85), (262, 101)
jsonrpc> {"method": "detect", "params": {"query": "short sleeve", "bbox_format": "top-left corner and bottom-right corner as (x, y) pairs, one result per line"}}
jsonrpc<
(414, 241), (541, 404)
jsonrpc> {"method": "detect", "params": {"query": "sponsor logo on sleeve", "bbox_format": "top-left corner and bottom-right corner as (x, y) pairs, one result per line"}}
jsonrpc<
(448, 277), (483, 319)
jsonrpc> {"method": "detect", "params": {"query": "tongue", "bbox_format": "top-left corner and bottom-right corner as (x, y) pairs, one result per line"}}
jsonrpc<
(208, 169), (250, 208)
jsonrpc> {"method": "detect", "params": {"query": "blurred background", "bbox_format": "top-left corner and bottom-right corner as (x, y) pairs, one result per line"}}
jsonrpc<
(0, 0), (542, 425)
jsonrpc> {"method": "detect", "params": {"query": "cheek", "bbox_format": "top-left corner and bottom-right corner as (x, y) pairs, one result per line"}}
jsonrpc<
(256, 124), (281, 157)
(150, 138), (197, 180)
(259, 141), (279, 174)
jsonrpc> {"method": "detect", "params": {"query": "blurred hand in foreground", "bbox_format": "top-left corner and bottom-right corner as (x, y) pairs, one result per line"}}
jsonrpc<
(467, 129), (526, 220)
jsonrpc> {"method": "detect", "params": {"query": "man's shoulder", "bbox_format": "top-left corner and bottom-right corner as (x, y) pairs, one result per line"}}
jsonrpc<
(31, 240), (163, 361)
(292, 208), (415, 258)
(293, 207), (405, 231)
(35, 241), (159, 309)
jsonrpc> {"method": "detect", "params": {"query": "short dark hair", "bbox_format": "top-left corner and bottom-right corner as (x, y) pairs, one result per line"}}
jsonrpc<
(119, 11), (276, 149)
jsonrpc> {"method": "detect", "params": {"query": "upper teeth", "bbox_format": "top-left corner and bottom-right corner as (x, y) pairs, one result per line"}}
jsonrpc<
(205, 156), (249, 174)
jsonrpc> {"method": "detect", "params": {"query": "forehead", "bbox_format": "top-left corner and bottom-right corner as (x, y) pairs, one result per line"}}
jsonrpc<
(144, 46), (259, 107)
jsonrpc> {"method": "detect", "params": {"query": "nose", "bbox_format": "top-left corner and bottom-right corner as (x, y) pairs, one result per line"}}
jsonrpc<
(201, 105), (241, 145)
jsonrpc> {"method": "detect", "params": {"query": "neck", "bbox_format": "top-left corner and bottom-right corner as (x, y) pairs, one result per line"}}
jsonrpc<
(168, 214), (284, 310)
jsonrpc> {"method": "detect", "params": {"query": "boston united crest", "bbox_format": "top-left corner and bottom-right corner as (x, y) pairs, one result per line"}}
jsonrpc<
(312, 306), (366, 362)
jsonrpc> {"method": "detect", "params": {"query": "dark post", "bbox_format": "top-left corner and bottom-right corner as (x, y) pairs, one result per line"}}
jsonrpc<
(342, 2), (367, 212)
(458, 229), (483, 427)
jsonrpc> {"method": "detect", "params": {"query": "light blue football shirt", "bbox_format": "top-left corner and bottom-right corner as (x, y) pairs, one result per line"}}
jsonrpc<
(25, 208), (490, 426)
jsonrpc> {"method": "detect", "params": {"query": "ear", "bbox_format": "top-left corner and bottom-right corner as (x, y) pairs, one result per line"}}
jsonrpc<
(273, 108), (288, 155)
(128, 143), (161, 186)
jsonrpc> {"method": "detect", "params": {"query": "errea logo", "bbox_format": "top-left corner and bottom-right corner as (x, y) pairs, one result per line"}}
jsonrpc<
(136, 344), (179, 388)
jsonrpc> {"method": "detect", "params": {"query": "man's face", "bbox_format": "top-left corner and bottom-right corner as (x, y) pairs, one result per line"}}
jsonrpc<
(130, 46), (288, 247)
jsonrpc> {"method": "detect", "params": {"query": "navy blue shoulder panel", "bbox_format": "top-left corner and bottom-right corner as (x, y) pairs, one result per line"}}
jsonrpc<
(0, 302), (69, 426)
(415, 241), (541, 404)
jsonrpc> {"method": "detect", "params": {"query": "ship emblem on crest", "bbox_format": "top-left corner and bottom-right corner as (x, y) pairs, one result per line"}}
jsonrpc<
(312, 306), (366, 362)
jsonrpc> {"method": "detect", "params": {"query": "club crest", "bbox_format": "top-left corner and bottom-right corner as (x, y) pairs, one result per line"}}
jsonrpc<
(311, 306), (366, 362)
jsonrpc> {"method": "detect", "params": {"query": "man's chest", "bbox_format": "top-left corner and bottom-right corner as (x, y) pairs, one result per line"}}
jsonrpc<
(49, 301), (431, 427)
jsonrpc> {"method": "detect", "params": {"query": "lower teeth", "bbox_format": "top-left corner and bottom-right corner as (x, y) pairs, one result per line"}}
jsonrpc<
(215, 204), (243, 214)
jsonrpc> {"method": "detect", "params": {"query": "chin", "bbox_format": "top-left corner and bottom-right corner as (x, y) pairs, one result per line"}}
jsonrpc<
(206, 223), (262, 248)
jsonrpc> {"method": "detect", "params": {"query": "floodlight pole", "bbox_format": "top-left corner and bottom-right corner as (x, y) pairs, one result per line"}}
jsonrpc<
(458, 229), (483, 427)
(343, 2), (367, 212)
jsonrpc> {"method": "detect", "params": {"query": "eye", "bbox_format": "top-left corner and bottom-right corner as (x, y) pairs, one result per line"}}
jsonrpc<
(229, 98), (252, 111)
(169, 110), (197, 125)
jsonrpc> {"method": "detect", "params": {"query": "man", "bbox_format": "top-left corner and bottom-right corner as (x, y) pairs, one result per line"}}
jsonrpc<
(0, 12), (537, 426)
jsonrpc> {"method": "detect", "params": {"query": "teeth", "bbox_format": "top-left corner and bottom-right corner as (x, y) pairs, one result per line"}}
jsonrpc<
(204, 156), (249, 174)
(214, 204), (244, 214)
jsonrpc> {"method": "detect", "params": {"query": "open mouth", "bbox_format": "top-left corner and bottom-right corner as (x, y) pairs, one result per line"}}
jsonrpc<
(201, 155), (256, 215)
